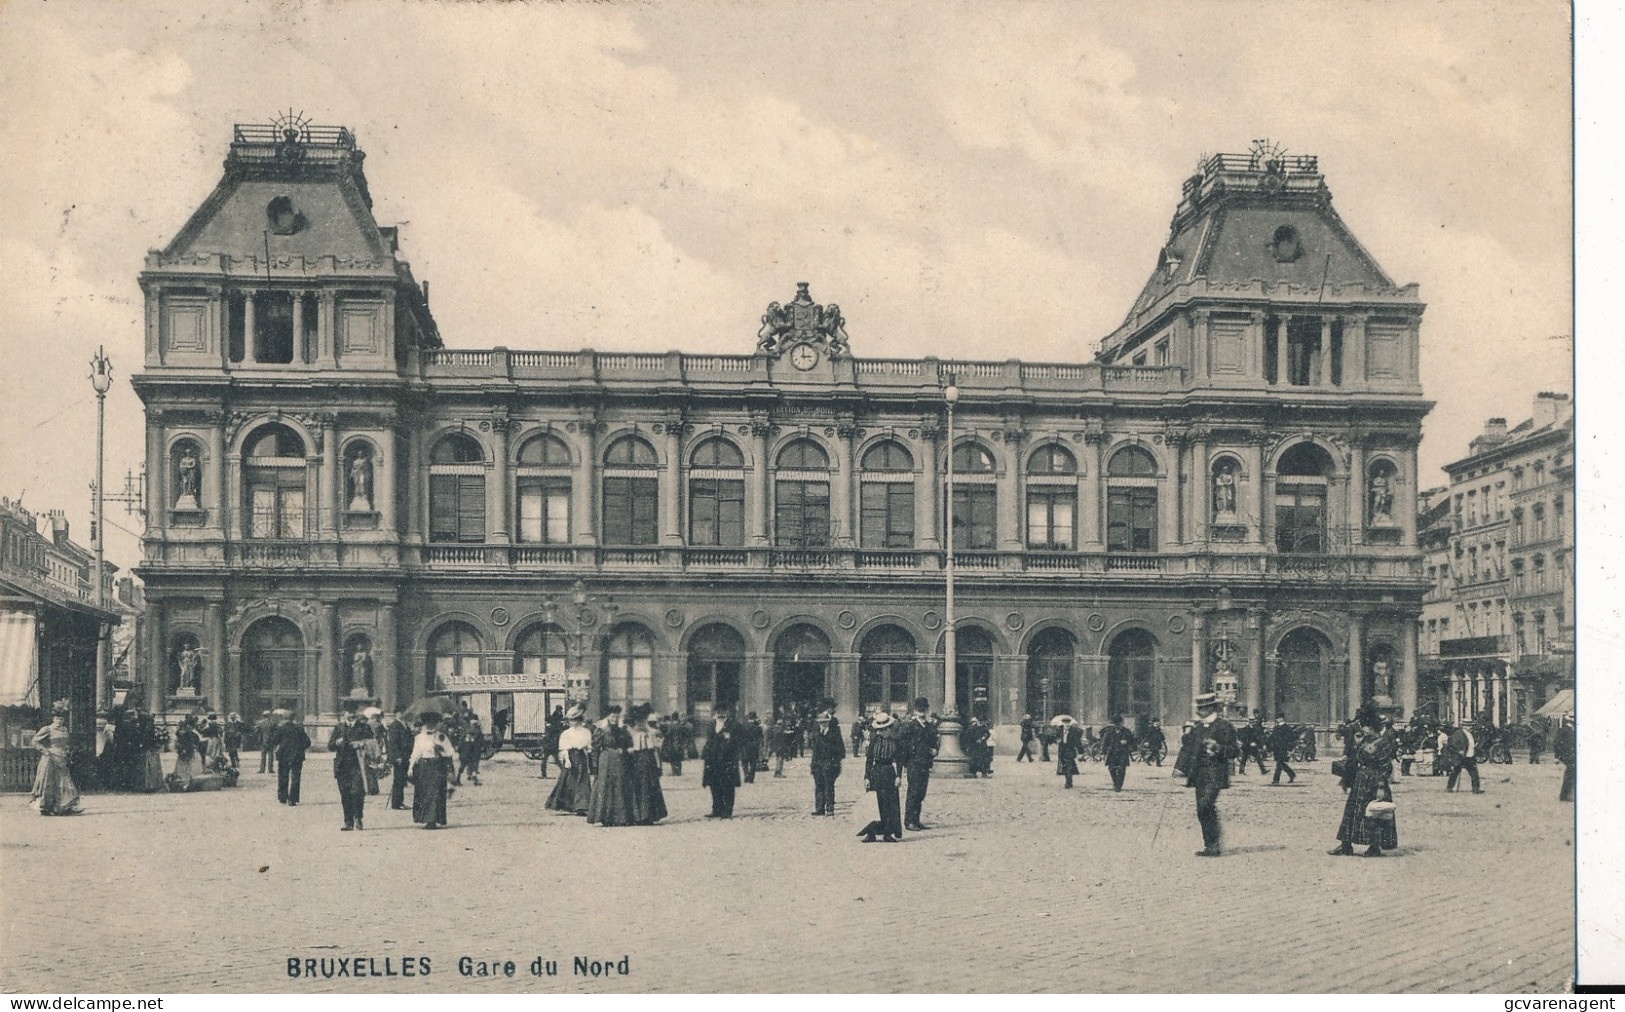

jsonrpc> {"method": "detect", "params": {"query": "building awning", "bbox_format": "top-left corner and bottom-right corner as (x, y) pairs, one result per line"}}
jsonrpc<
(0, 609), (39, 707)
(1534, 689), (1574, 719)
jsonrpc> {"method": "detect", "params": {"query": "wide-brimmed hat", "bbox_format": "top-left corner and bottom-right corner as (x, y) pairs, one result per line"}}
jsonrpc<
(870, 711), (895, 729)
(362, 706), (383, 718)
(566, 704), (585, 720)
(1050, 714), (1076, 726)
(1194, 693), (1219, 711)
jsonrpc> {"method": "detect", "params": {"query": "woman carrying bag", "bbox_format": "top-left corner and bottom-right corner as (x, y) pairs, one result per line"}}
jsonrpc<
(1329, 702), (1400, 858)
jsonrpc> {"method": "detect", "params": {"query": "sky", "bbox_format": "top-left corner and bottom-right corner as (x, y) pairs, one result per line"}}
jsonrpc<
(0, 0), (1573, 577)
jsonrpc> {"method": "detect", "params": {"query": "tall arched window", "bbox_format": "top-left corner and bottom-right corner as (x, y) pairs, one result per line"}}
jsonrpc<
(1107, 628), (1158, 718)
(689, 437), (746, 547)
(860, 441), (915, 549)
(427, 621), (483, 693)
(687, 623), (745, 712)
(516, 433), (571, 544)
(1026, 627), (1075, 720)
(602, 436), (658, 545)
(1275, 442), (1334, 554)
(950, 442), (997, 550)
(859, 625), (915, 713)
(952, 626), (995, 720)
(243, 423), (308, 540)
(1026, 444), (1077, 550)
(428, 432), (485, 544)
(601, 623), (655, 712)
(775, 439), (831, 548)
(515, 623), (568, 676)
(1276, 627), (1333, 725)
(1106, 445), (1158, 552)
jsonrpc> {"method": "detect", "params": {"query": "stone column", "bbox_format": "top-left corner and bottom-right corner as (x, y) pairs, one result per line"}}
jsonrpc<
(1399, 618), (1418, 720)
(1190, 308), (1209, 380)
(1275, 314), (1291, 385)
(746, 651), (773, 720)
(1246, 437), (1266, 545)
(1191, 433), (1210, 545)
(379, 428), (398, 535)
(291, 292), (306, 367)
(226, 451), (243, 541)
(1190, 613), (1205, 717)
(660, 419), (683, 546)
(1347, 616), (1364, 721)
(833, 424), (857, 548)
(1248, 310), (1266, 380)
(144, 600), (166, 714)
(1345, 314), (1368, 390)
(1400, 447), (1420, 546)
(1319, 317), (1335, 387)
(1251, 611), (1269, 717)
(997, 430), (1024, 551)
(749, 420), (770, 545)
(1348, 440), (1367, 547)
(574, 418), (598, 547)
(489, 418), (512, 546)
(832, 652), (860, 722)
(1245, 613), (1263, 717)
(242, 291), (257, 363)
(318, 603), (339, 718)
(1081, 434), (1104, 548)
(146, 416), (165, 532)
(1489, 671), (1502, 727)
(207, 417), (226, 532)
(1160, 440), (1180, 550)
(319, 290), (337, 367)
(319, 417), (338, 534)
(919, 425), (941, 550)
(1259, 443), (1276, 549)
(206, 602), (226, 712)
(379, 603), (398, 712)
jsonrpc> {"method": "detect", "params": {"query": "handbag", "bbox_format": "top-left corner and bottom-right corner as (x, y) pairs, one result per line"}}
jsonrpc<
(1331, 758), (1349, 778)
(1364, 799), (1397, 820)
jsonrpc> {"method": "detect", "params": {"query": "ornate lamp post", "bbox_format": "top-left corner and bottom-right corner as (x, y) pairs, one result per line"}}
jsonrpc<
(936, 374), (970, 775)
(89, 347), (113, 709)
(542, 579), (615, 710)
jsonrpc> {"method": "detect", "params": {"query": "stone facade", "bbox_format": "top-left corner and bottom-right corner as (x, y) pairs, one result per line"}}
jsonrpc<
(133, 128), (1430, 738)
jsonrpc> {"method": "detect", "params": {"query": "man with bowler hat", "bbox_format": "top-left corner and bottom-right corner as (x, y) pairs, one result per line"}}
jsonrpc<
(329, 706), (374, 830)
(385, 708), (414, 810)
(1266, 713), (1299, 785)
(809, 699), (845, 815)
(1100, 714), (1137, 791)
(273, 712), (310, 805)
(1174, 693), (1239, 856)
(702, 705), (741, 818)
(900, 697), (938, 831)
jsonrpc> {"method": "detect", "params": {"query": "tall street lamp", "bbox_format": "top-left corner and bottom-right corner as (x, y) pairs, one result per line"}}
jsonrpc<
(936, 373), (970, 775)
(89, 347), (114, 709)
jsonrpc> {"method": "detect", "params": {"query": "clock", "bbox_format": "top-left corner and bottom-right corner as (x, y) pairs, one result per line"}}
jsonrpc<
(789, 343), (820, 370)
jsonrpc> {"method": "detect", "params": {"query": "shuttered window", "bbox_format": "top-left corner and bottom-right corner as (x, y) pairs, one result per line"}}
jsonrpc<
(689, 478), (745, 546)
(860, 482), (915, 549)
(1106, 488), (1157, 552)
(950, 486), (997, 550)
(430, 474), (486, 543)
(603, 476), (658, 545)
(775, 480), (830, 548)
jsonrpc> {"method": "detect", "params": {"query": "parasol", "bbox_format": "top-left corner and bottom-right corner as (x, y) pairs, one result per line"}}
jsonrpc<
(402, 696), (460, 721)
(1050, 714), (1076, 726)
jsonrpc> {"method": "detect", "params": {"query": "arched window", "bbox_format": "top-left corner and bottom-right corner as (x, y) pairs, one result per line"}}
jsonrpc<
(242, 618), (304, 716)
(950, 442), (997, 550)
(516, 433), (571, 544)
(776, 439), (831, 548)
(243, 424), (307, 539)
(1106, 446), (1158, 552)
(690, 438), (745, 547)
(1532, 503), (1547, 542)
(602, 436), (658, 545)
(859, 625), (915, 713)
(427, 622), (482, 693)
(515, 623), (568, 676)
(773, 623), (831, 713)
(601, 623), (655, 712)
(1107, 628), (1157, 719)
(429, 433), (485, 544)
(952, 626), (995, 720)
(1026, 445), (1077, 550)
(1532, 554), (1546, 591)
(1026, 627), (1075, 720)
(1276, 627), (1333, 725)
(860, 441), (915, 549)
(1275, 442), (1334, 554)
(687, 624), (745, 712)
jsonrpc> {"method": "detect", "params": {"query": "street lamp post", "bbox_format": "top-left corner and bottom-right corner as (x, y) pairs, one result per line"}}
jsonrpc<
(89, 347), (113, 710)
(936, 374), (970, 775)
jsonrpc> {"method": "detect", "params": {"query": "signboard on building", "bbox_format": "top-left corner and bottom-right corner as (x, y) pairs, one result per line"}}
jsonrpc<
(432, 671), (572, 694)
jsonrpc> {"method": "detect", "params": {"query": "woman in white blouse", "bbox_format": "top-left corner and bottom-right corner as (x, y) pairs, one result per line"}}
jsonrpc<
(409, 711), (456, 830)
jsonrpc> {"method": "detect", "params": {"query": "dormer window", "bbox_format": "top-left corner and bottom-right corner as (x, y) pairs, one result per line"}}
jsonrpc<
(1271, 225), (1302, 263)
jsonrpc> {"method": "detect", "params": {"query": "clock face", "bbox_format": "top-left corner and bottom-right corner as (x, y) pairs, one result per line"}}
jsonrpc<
(790, 343), (819, 370)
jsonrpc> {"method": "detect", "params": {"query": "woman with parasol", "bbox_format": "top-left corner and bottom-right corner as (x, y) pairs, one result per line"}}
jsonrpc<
(408, 711), (456, 830)
(545, 704), (594, 815)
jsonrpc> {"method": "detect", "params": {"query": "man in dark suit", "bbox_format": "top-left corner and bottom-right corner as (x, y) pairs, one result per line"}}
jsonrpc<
(1017, 714), (1037, 762)
(254, 711), (276, 774)
(385, 708), (414, 810)
(1266, 714), (1299, 785)
(1100, 714), (1137, 791)
(900, 697), (938, 831)
(1443, 723), (1483, 793)
(329, 707), (374, 830)
(1553, 715), (1574, 802)
(809, 699), (845, 815)
(1236, 715), (1268, 775)
(274, 714), (311, 805)
(1174, 694), (1239, 857)
(702, 706), (741, 818)
(738, 711), (763, 784)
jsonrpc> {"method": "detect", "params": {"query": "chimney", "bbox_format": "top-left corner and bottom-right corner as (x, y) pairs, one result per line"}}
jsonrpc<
(47, 510), (69, 546)
(117, 576), (134, 605)
(1469, 418), (1509, 455)
(1532, 391), (1571, 429)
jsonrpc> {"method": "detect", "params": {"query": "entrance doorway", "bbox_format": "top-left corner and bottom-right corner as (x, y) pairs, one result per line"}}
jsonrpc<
(1276, 627), (1334, 725)
(773, 624), (829, 716)
(952, 626), (994, 721)
(242, 617), (304, 716)
(1107, 628), (1158, 720)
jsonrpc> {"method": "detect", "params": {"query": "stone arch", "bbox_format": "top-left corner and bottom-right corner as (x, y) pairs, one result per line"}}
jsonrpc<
(230, 415), (316, 457)
(1267, 435), (1342, 476)
(599, 428), (662, 467)
(512, 427), (577, 466)
(1019, 617), (1089, 655)
(413, 610), (494, 654)
(426, 427), (488, 464)
(847, 612), (928, 656)
(770, 432), (836, 470)
(678, 615), (756, 654)
(855, 433), (918, 473)
(943, 434), (1001, 474)
(930, 617), (1011, 656)
(687, 433), (749, 469)
(1025, 439), (1080, 474)
(1104, 439), (1166, 478)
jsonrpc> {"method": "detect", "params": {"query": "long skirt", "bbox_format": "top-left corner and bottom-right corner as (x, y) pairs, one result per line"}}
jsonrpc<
(30, 752), (80, 815)
(412, 757), (451, 826)
(1056, 752), (1079, 777)
(628, 749), (667, 825)
(1337, 769), (1399, 848)
(545, 749), (592, 814)
(587, 751), (637, 826)
(170, 753), (204, 789)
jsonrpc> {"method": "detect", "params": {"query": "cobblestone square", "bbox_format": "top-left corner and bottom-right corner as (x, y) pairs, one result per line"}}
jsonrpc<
(0, 752), (1574, 993)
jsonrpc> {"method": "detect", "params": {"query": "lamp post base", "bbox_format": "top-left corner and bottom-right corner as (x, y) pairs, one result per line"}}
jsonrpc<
(935, 712), (973, 778)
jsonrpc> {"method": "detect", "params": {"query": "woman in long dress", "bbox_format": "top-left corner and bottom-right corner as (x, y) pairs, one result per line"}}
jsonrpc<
(625, 704), (668, 825)
(856, 711), (903, 843)
(170, 715), (204, 789)
(545, 706), (594, 815)
(137, 710), (167, 792)
(586, 711), (637, 827)
(1329, 704), (1400, 857)
(409, 713), (456, 830)
(29, 706), (81, 815)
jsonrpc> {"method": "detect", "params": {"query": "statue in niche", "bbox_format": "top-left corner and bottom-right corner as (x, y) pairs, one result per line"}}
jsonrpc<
(349, 644), (373, 697)
(347, 450), (374, 512)
(175, 448), (201, 510)
(1369, 471), (1394, 525)
(1367, 652), (1396, 702)
(1212, 463), (1238, 517)
(177, 644), (200, 694)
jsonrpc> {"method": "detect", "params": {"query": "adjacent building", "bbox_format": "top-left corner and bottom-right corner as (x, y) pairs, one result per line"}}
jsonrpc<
(1419, 393), (1575, 725)
(132, 125), (1431, 741)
